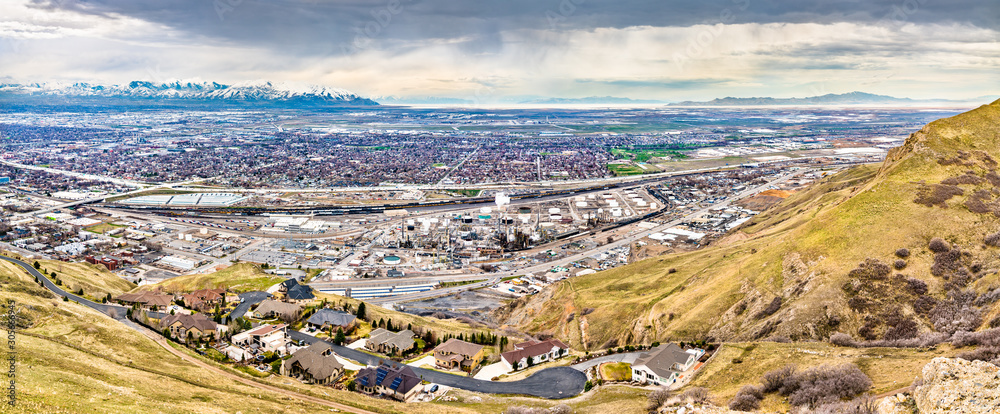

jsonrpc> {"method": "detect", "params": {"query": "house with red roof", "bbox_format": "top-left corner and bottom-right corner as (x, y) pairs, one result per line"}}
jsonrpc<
(500, 339), (570, 371)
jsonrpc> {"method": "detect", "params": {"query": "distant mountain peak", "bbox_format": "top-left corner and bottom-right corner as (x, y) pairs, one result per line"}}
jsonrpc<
(668, 91), (950, 107)
(0, 80), (377, 106)
(519, 96), (664, 105)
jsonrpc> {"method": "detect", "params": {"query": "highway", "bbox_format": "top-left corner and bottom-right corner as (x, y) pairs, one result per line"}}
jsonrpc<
(312, 168), (810, 304)
(9, 172), (218, 220)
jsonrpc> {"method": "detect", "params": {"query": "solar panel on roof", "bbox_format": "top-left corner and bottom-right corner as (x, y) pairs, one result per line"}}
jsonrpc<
(389, 377), (402, 390)
(375, 368), (388, 384)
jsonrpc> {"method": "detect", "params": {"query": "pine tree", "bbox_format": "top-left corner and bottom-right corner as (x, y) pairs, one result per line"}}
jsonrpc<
(356, 302), (366, 320)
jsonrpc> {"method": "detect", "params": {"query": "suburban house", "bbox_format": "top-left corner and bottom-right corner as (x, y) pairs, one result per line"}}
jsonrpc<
(251, 299), (302, 321)
(279, 279), (315, 303)
(630, 343), (704, 386)
(433, 338), (485, 372)
(281, 341), (344, 385)
(180, 288), (233, 312)
(306, 309), (357, 331)
(231, 323), (289, 354)
(365, 328), (416, 356)
(115, 291), (174, 311)
(500, 339), (570, 371)
(160, 313), (226, 342)
(355, 364), (422, 401)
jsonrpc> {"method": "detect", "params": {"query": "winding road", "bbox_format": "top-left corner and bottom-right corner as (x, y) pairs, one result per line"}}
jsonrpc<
(2, 253), (587, 402)
(1, 254), (378, 413)
(288, 330), (586, 399)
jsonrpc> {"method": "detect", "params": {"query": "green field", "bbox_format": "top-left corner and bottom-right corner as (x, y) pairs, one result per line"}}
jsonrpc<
(611, 148), (689, 163)
(607, 163), (654, 176)
(446, 189), (482, 197)
(84, 222), (125, 235)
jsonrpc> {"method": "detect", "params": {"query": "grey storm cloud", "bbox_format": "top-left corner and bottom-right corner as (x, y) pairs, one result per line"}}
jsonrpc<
(27, 0), (999, 55)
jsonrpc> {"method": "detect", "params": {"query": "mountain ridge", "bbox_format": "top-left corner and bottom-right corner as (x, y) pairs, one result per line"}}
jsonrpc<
(0, 80), (378, 106)
(670, 91), (961, 106)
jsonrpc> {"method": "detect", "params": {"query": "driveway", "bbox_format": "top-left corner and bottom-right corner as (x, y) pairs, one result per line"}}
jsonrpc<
(229, 291), (271, 319)
(287, 331), (585, 399)
(570, 352), (643, 372)
(474, 362), (511, 380)
(406, 355), (436, 368)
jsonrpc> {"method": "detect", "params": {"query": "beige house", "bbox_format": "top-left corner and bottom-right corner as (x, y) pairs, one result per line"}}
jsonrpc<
(365, 329), (416, 356)
(434, 338), (485, 372)
(251, 300), (301, 321)
(115, 291), (173, 311)
(160, 313), (225, 342)
(281, 341), (344, 385)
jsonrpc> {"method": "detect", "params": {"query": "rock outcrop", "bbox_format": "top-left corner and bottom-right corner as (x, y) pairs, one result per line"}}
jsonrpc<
(879, 357), (1000, 414)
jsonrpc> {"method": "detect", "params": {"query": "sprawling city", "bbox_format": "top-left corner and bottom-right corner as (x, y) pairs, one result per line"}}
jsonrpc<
(2, 1), (999, 413)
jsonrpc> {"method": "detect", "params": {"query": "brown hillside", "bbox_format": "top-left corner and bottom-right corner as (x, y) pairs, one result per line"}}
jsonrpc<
(497, 99), (1000, 350)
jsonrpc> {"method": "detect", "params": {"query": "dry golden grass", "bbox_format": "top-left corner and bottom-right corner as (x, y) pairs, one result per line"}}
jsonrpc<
(686, 341), (958, 411)
(1, 255), (569, 414)
(135, 263), (283, 293)
(508, 100), (1000, 351)
(34, 259), (136, 299)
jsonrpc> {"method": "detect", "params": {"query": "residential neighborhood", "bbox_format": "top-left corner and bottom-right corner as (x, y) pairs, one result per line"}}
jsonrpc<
(129, 275), (716, 403)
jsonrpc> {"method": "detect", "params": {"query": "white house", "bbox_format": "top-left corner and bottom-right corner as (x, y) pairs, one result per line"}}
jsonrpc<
(231, 323), (290, 355)
(500, 339), (570, 371)
(631, 344), (704, 386)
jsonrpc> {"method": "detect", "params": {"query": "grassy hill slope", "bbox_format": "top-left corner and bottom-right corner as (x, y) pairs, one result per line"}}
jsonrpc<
(497, 99), (1000, 350)
(30, 259), (136, 299)
(134, 263), (284, 293)
(1, 255), (654, 413)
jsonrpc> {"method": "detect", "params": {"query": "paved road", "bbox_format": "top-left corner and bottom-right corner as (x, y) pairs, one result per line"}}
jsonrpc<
(229, 291), (271, 319)
(0, 253), (378, 413)
(0, 255), (129, 319)
(288, 331), (586, 399)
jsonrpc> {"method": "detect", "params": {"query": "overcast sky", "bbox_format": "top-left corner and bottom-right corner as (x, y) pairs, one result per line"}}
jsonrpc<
(1, 0), (997, 101)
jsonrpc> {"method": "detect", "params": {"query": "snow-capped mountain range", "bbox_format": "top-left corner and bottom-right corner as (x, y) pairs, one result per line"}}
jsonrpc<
(0, 80), (378, 106)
